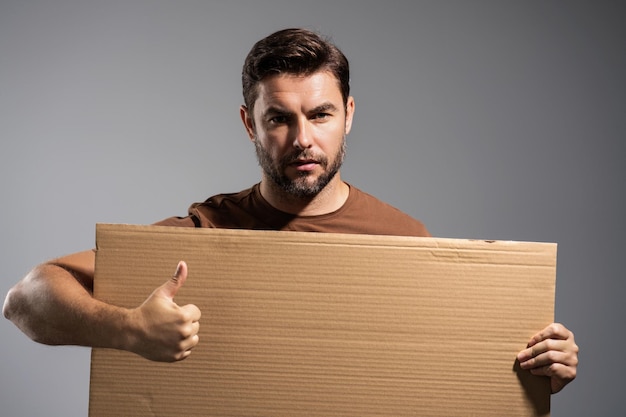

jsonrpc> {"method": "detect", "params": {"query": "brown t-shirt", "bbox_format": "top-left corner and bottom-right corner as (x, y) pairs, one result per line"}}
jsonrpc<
(155, 183), (430, 237)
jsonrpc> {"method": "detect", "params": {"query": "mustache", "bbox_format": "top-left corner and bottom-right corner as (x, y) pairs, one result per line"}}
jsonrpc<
(281, 150), (328, 166)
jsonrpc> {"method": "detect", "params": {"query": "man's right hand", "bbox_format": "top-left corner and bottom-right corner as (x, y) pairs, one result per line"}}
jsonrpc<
(127, 261), (202, 362)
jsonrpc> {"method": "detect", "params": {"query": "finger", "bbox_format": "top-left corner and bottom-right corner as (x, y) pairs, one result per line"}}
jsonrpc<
(190, 320), (200, 337)
(160, 261), (188, 300)
(527, 323), (571, 347)
(177, 315), (201, 339)
(520, 348), (563, 369)
(519, 342), (578, 369)
(179, 332), (200, 350)
(529, 362), (576, 380)
(518, 337), (562, 363)
(530, 363), (555, 377)
(181, 303), (202, 322)
(535, 344), (578, 367)
(175, 347), (194, 361)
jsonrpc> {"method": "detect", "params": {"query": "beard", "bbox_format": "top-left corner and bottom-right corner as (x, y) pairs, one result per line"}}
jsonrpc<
(254, 136), (346, 198)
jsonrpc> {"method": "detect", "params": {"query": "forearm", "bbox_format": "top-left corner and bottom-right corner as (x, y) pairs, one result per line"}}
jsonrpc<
(3, 263), (134, 351)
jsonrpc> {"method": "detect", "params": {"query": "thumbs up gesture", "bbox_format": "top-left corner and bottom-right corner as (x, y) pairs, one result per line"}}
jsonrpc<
(128, 261), (202, 362)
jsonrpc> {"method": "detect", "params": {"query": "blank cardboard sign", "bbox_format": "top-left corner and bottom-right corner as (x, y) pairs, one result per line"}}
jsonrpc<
(90, 224), (555, 416)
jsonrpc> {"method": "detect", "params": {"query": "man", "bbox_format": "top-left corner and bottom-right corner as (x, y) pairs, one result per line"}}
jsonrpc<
(3, 28), (577, 394)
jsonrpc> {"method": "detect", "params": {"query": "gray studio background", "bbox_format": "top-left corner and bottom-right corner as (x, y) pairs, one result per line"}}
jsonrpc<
(1, 1), (624, 416)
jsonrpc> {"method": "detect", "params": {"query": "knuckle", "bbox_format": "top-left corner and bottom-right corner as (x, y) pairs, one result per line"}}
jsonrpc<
(179, 327), (191, 339)
(556, 363), (576, 381)
(176, 340), (188, 353)
(544, 350), (558, 363)
(180, 309), (192, 322)
(549, 322), (562, 334)
(178, 324), (194, 339)
(530, 346), (538, 358)
(567, 366), (577, 380)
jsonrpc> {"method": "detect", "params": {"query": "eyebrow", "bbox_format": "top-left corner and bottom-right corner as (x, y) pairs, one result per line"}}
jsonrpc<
(263, 102), (340, 117)
(264, 106), (293, 117)
(310, 102), (340, 114)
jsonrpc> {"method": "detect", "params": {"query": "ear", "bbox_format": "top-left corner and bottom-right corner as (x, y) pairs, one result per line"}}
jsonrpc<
(344, 96), (355, 135)
(240, 105), (256, 142)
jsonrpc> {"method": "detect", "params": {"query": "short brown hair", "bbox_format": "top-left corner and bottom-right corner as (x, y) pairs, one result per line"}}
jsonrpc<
(242, 28), (350, 114)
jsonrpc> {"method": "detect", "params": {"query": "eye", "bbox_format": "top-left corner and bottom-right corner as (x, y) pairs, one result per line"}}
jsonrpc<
(268, 115), (289, 124)
(312, 112), (331, 120)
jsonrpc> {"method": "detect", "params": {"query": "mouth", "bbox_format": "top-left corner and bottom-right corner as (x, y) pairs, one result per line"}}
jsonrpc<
(291, 159), (320, 172)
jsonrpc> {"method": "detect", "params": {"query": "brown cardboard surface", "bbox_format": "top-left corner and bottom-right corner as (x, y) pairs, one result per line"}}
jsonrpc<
(90, 223), (555, 417)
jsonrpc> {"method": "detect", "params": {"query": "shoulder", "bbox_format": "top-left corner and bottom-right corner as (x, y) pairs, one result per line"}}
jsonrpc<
(339, 184), (431, 237)
(154, 185), (269, 229)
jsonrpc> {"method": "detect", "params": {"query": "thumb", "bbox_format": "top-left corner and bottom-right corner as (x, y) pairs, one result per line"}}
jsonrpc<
(159, 261), (187, 300)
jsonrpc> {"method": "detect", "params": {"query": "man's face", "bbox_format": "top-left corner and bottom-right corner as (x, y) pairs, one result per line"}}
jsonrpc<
(241, 71), (354, 198)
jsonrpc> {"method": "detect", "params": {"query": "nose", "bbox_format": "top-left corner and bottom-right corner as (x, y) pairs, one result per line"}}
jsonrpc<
(292, 118), (312, 150)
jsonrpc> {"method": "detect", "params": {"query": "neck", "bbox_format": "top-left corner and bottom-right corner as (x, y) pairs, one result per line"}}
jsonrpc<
(259, 175), (349, 216)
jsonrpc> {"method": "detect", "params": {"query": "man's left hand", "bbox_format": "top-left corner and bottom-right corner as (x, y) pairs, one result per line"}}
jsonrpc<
(517, 323), (579, 393)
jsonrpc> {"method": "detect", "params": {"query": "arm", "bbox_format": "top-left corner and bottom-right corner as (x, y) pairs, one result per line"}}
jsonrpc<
(3, 251), (201, 362)
(517, 323), (579, 394)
